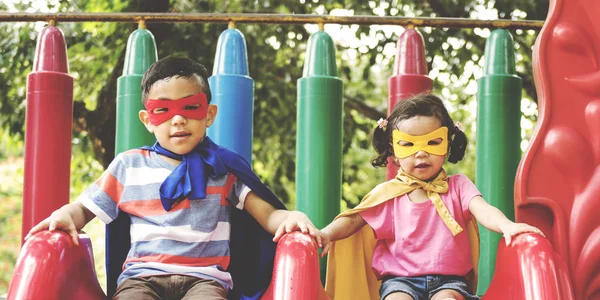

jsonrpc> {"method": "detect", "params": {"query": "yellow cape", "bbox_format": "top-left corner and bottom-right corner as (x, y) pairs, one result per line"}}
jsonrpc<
(324, 170), (479, 300)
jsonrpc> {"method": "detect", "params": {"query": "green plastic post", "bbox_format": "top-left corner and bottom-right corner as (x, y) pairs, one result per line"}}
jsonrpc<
(476, 29), (522, 295)
(115, 29), (158, 154)
(296, 31), (343, 282)
(108, 28), (159, 296)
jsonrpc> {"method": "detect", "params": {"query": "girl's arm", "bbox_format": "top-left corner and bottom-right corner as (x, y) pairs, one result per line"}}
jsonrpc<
(320, 213), (367, 256)
(469, 196), (543, 245)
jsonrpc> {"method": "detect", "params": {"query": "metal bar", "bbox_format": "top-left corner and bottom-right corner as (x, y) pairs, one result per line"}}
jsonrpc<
(0, 12), (544, 30)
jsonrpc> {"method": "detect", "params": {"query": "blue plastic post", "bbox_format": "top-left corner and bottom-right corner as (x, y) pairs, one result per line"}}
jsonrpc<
(207, 28), (254, 163)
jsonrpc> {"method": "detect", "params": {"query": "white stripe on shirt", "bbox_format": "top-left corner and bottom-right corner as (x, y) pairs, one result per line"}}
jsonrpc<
(125, 167), (172, 186)
(130, 222), (231, 243)
(78, 196), (114, 224)
(237, 186), (251, 210)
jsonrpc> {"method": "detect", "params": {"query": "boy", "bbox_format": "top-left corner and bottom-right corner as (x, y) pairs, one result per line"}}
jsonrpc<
(26, 56), (323, 300)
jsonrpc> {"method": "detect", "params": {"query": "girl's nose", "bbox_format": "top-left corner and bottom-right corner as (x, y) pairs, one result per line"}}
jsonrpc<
(414, 150), (428, 158)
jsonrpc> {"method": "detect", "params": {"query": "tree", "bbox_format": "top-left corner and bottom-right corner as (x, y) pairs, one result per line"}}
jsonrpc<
(0, 0), (548, 207)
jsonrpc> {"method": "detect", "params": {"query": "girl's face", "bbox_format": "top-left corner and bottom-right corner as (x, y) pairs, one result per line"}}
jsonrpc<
(392, 116), (446, 181)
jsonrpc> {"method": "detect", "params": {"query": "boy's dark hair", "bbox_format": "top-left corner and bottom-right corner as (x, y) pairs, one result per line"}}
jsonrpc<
(371, 93), (468, 167)
(141, 56), (212, 104)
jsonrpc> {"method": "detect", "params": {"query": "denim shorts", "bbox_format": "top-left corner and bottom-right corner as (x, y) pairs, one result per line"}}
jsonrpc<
(379, 274), (480, 300)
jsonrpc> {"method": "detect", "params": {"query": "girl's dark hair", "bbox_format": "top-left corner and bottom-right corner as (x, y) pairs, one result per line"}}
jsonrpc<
(141, 56), (212, 104)
(371, 93), (467, 167)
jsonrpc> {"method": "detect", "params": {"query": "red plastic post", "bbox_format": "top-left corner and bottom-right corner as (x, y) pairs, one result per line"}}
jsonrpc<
(386, 29), (433, 179)
(21, 25), (73, 243)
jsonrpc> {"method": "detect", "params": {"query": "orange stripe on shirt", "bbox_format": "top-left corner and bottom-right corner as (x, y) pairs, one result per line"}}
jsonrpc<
(119, 199), (190, 217)
(96, 172), (124, 204)
(206, 174), (238, 206)
(125, 254), (230, 270)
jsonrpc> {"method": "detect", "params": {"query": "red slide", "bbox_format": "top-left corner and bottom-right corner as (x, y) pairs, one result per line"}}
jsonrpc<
(8, 230), (570, 300)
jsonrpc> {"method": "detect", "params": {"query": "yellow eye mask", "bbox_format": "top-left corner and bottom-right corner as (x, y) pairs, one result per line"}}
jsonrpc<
(392, 127), (449, 158)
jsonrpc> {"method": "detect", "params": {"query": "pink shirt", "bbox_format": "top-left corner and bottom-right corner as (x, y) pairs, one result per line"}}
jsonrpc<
(359, 174), (481, 278)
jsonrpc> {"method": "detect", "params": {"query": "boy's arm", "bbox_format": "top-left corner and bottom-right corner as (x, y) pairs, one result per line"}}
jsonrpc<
(25, 202), (96, 246)
(320, 213), (366, 256)
(244, 191), (323, 246)
(469, 195), (543, 245)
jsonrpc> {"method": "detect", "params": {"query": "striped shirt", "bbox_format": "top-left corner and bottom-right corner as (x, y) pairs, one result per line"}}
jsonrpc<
(78, 149), (251, 289)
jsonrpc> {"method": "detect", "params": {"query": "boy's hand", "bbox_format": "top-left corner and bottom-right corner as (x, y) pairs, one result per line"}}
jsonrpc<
(25, 208), (80, 246)
(498, 221), (544, 246)
(273, 211), (324, 247)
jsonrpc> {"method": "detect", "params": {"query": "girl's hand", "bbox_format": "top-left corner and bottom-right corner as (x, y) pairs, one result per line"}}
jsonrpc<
(319, 230), (332, 258)
(498, 221), (544, 246)
(25, 208), (80, 245)
(273, 211), (324, 247)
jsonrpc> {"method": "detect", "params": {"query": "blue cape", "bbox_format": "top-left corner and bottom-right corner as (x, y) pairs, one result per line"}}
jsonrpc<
(106, 137), (286, 300)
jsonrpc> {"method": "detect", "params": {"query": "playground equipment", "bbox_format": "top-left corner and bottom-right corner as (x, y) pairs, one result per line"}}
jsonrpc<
(514, 0), (600, 299)
(20, 24), (73, 244)
(296, 29), (344, 280)
(207, 26), (255, 163)
(475, 29), (522, 294)
(386, 28), (433, 180)
(7, 0), (600, 298)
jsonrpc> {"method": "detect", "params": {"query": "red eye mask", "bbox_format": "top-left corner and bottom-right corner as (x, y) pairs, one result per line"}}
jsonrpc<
(145, 93), (208, 125)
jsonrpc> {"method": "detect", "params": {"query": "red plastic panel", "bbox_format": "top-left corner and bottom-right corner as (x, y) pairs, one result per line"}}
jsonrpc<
(484, 233), (573, 300)
(8, 231), (105, 300)
(262, 232), (328, 300)
(515, 0), (600, 299)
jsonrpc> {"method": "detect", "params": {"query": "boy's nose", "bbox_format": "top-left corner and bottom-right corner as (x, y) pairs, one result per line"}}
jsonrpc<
(170, 114), (187, 125)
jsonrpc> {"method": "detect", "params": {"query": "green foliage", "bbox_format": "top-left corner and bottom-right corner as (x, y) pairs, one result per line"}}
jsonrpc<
(0, 157), (23, 295)
(0, 128), (24, 160)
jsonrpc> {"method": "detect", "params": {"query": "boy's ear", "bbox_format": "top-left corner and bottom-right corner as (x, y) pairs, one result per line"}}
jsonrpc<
(205, 104), (218, 128)
(139, 110), (154, 133)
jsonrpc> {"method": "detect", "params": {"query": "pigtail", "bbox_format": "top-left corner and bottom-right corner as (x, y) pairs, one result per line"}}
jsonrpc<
(447, 125), (468, 163)
(371, 119), (392, 167)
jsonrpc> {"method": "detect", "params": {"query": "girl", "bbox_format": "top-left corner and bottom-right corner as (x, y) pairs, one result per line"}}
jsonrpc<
(320, 94), (543, 300)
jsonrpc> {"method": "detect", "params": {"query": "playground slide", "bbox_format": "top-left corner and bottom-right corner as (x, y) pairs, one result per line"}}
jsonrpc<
(8, 231), (105, 300)
(8, 230), (569, 300)
(7, 231), (325, 300)
(483, 233), (574, 300)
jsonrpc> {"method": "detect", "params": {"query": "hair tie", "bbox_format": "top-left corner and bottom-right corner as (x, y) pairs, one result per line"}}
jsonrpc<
(377, 118), (388, 129)
(454, 122), (464, 131)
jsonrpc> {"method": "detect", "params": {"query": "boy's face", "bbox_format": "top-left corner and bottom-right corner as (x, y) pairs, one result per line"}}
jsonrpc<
(139, 76), (217, 155)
